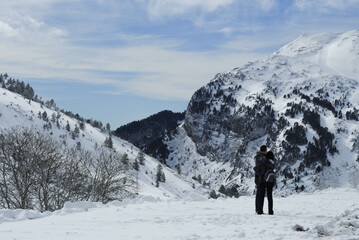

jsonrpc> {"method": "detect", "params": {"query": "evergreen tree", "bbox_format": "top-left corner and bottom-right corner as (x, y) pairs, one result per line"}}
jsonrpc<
(42, 111), (48, 121)
(219, 185), (226, 194)
(137, 150), (145, 165)
(121, 153), (130, 169)
(66, 121), (71, 131)
(133, 159), (139, 171)
(23, 83), (34, 100)
(156, 164), (165, 186)
(175, 164), (181, 175)
(51, 113), (57, 124)
(104, 135), (113, 148)
(79, 121), (85, 130)
(106, 123), (111, 132)
(197, 174), (202, 184)
(74, 124), (80, 138)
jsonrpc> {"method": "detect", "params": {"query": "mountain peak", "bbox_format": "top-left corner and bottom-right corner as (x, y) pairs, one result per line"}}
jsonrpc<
(272, 30), (359, 80)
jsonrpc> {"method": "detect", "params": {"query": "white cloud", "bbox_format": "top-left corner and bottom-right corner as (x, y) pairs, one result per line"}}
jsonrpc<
(295, 0), (359, 11)
(0, 11), (66, 41)
(0, 29), (265, 100)
(0, 21), (19, 37)
(257, 0), (277, 11)
(146, 0), (235, 19)
(219, 27), (234, 36)
(294, 0), (312, 10)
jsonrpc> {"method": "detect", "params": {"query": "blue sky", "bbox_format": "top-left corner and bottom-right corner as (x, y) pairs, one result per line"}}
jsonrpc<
(1, 0), (359, 128)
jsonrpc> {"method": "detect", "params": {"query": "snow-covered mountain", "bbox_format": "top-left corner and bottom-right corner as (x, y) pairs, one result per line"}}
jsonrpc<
(153, 30), (359, 196)
(0, 85), (203, 204)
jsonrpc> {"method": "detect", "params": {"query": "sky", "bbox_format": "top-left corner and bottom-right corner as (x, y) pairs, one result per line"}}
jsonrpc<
(1, 0), (359, 129)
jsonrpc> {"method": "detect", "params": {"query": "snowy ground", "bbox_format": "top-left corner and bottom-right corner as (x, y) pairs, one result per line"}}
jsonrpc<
(0, 188), (359, 240)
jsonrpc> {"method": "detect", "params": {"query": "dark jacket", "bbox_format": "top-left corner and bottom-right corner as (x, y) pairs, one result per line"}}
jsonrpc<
(254, 151), (274, 184)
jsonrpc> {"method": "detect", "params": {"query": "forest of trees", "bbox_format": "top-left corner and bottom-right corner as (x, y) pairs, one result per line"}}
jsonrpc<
(0, 127), (136, 212)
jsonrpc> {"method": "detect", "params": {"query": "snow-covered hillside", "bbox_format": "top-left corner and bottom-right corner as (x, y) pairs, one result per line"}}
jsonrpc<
(0, 87), (202, 201)
(0, 188), (358, 239)
(154, 30), (359, 196)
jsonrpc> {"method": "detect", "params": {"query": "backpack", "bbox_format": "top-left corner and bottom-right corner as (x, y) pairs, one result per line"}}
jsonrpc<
(264, 169), (276, 183)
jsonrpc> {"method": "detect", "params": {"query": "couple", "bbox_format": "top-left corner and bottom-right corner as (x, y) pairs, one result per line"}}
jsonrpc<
(254, 145), (276, 215)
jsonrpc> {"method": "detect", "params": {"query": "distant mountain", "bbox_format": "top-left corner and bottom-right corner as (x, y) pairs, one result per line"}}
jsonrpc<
(113, 110), (185, 150)
(151, 30), (359, 196)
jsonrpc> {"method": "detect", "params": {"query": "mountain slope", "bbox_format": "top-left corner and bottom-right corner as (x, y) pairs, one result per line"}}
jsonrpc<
(156, 30), (359, 195)
(113, 110), (185, 150)
(0, 86), (203, 203)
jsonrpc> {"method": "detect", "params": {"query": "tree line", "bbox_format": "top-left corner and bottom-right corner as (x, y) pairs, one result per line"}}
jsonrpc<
(1, 73), (112, 132)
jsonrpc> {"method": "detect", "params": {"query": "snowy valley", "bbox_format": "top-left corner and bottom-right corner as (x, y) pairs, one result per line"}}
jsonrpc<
(1, 30), (359, 239)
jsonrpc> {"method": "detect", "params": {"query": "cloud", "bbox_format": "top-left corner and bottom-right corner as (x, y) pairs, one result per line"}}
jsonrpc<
(0, 11), (66, 41)
(146, 0), (235, 19)
(0, 27), (265, 101)
(257, 0), (277, 11)
(295, 0), (359, 11)
(0, 21), (18, 37)
(1, 0), (358, 103)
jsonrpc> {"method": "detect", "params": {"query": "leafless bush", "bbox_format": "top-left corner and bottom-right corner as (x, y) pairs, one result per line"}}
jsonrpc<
(0, 127), (135, 211)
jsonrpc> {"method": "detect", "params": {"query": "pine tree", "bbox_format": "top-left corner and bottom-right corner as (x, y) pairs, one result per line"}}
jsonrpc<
(42, 111), (48, 121)
(121, 153), (129, 169)
(51, 113), (57, 124)
(133, 159), (139, 171)
(79, 121), (85, 130)
(137, 150), (145, 165)
(74, 124), (80, 138)
(219, 185), (226, 194)
(197, 174), (202, 184)
(156, 164), (165, 185)
(106, 123), (111, 132)
(104, 135), (113, 148)
(175, 164), (181, 175)
(66, 121), (71, 131)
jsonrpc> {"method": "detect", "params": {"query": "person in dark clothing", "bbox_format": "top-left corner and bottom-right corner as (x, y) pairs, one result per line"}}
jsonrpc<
(254, 145), (267, 215)
(265, 151), (275, 215)
(254, 146), (276, 215)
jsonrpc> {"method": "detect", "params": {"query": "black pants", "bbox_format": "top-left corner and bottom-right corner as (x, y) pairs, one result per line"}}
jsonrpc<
(255, 181), (274, 214)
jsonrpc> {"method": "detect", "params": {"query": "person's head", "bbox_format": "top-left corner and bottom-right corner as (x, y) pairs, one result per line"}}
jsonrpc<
(260, 145), (267, 152)
(267, 151), (274, 160)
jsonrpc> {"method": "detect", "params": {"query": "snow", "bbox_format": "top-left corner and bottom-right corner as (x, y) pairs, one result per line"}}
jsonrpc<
(0, 87), (201, 201)
(2, 29), (359, 239)
(0, 188), (358, 239)
(170, 29), (359, 195)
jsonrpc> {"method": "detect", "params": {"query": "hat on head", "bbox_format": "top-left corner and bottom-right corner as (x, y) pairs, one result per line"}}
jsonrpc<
(260, 145), (267, 152)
